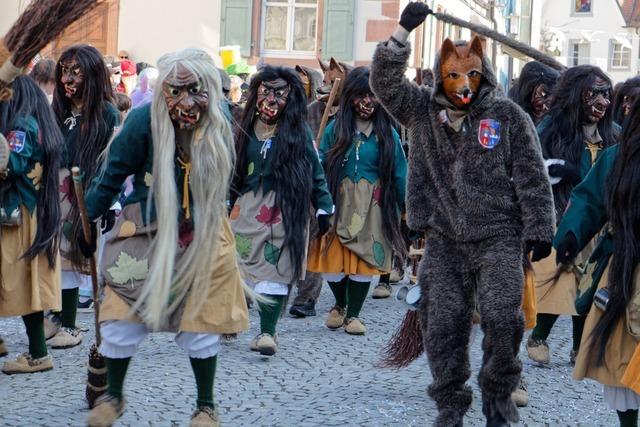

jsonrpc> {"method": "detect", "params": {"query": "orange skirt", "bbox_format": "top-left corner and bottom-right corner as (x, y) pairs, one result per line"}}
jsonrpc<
(522, 268), (537, 330)
(307, 233), (384, 276)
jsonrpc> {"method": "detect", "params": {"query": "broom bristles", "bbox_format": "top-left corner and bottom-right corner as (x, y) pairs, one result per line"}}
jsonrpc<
(4, 0), (102, 67)
(433, 12), (567, 72)
(377, 310), (424, 369)
(86, 343), (106, 408)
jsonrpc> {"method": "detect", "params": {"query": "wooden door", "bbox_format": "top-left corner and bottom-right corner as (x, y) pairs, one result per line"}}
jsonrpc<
(44, 0), (119, 59)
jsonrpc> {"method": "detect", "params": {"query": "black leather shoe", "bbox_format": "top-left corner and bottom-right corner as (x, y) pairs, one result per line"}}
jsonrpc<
(289, 299), (317, 317)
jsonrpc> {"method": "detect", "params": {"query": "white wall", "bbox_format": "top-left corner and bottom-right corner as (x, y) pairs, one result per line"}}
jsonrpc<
(118, 0), (223, 66)
(541, 0), (638, 83)
(353, 0), (384, 63)
(0, 0), (29, 35)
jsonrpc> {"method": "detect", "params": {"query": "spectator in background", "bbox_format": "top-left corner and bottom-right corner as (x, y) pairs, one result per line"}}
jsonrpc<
(113, 92), (131, 123)
(130, 67), (159, 109)
(136, 62), (152, 74)
(29, 58), (56, 103)
(119, 59), (137, 95)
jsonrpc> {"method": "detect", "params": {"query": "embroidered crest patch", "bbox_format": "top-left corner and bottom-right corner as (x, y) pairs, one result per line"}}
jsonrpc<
(478, 119), (501, 149)
(7, 130), (26, 153)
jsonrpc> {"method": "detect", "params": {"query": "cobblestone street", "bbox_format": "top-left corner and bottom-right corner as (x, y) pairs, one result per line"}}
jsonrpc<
(1, 282), (616, 426)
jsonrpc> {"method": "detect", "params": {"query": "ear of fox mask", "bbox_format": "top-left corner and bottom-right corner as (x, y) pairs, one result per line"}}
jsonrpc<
(318, 57), (328, 72)
(329, 57), (344, 73)
(468, 36), (484, 59)
(440, 39), (459, 63)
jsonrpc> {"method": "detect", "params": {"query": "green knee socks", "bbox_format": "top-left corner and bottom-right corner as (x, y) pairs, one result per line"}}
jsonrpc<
(106, 357), (131, 399)
(22, 311), (47, 359)
(617, 409), (638, 427)
(572, 315), (586, 352)
(258, 295), (285, 336)
(531, 313), (559, 341)
(61, 288), (79, 328)
(190, 356), (217, 409)
(346, 279), (371, 319)
(328, 278), (348, 308)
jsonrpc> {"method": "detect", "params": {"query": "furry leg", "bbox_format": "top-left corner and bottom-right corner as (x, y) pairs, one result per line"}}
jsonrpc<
(422, 235), (475, 425)
(475, 237), (524, 423)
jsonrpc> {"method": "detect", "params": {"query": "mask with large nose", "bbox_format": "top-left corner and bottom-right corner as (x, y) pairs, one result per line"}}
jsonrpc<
(439, 36), (484, 110)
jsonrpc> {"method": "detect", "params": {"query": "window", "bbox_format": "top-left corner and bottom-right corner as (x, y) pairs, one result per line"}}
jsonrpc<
(574, 0), (592, 13)
(610, 41), (631, 70)
(569, 40), (590, 66)
(262, 0), (318, 55)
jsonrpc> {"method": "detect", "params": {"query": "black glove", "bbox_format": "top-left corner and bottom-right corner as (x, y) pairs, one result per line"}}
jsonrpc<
(399, 2), (433, 33)
(548, 161), (581, 186)
(76, 221), (98, 258)
(525, 240), (552, 263)
(101, 209), (117, 233)
(555, 231), (578, 265)
(317, 214), (331, 236)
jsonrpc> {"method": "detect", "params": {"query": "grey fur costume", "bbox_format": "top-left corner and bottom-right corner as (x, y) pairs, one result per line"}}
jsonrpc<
(371, 40), (555, 425)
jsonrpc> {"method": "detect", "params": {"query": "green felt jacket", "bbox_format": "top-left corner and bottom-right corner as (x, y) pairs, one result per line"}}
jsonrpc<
(86, 104), (184, 223)
(554, 145), (618, 257)
(1, 116), (44, 215)
(237, 128), (333, 213)
(318, 120), (407, 210)
(60, 103), (120, 168)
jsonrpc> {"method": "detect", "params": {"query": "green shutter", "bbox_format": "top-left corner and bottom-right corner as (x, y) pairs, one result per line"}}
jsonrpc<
(322, 0), (354, 61)
(221, 0), (253, 57)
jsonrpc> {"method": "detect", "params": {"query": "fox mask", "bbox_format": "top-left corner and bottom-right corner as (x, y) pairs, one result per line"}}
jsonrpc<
(440, 36), (484, 109)
(317, 57), (347, 105)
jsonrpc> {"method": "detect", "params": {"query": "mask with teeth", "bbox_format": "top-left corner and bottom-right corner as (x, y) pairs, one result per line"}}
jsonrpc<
(60, 58), (84, 101)
(582, 76), (611, 124)
(353, 93), (378, 120)
(531, 84), (552, 123)
(256, 79), (290, 125)
(162, 64), (209, 130)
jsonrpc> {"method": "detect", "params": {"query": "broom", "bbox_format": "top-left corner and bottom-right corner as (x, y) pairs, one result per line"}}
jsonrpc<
(0, 0), (102, 100)
(71, 167), (106, 408)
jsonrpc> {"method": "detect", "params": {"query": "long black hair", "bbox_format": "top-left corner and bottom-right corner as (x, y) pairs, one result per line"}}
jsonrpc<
(539, 65), (617, 219)
(324, 66), (405, 256)
(0, 76), (62, 267)
(52, 44), (114, 268)
(232, 65), (312, 282)
(509, 61), (559, 121)
(612, 76), (640, 126)
(590, 96), (640, 365)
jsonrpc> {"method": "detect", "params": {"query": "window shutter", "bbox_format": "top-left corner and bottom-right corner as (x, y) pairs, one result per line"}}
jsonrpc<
(322, 0), (354, 61)
(221, 0), (253, 57)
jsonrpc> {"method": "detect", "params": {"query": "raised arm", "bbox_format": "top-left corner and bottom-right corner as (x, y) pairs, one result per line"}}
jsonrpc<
(370, 3), (433, 128)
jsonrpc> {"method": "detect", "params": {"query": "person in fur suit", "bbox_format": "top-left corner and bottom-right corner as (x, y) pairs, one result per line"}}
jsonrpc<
(370, 4), (555, 426)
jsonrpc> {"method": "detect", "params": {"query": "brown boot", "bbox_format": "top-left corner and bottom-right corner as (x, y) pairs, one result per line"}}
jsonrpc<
(511, 377), (529, 407)
(344, 318), (366, 335)
(2, 353), (53, 374)
(0, 338), (8, 357)
(256, 333), (278, 356)
(190, 406), (219, 427)
(249, 335), (259, 352)
(87, 394), (125, 427)
(527, 336), (550, 364)
(372, 283), (392, 299)
(325, 306), (346, 330)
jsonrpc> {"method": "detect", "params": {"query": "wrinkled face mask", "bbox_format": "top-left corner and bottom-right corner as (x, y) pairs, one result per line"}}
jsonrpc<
(60, 58), (84, 100)
(531, 84), (552, 122)
(353, 93), (378, 120)
(162, 64), (209, 130)
(582, 76), (611, 124)
(256, 78), (290, 125)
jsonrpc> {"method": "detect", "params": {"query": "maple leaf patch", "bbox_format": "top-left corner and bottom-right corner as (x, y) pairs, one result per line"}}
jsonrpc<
(255, 205), (281, 227)
(107, 252), (149, 285)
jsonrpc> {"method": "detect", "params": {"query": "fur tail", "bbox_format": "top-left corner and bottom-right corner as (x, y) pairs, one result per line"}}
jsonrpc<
(433, 12), (567, 72)
(377, 310), (424, 369)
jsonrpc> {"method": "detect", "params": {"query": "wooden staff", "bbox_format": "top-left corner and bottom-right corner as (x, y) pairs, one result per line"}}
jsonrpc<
(315, 77), (342, 143)
(72, 166), (106, 408)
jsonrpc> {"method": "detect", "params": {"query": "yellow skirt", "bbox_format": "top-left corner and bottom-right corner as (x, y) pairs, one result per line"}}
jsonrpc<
(307, 233), (384, 276)
(621, 344), (640, 394)
(0, 206), (61, 317)
(522, 268), (537, 330)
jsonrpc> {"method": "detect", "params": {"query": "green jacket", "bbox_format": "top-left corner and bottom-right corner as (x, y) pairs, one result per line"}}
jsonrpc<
(1, 116), (45, 215)
(238, 128), (333, 213)
(554, 145), (618, 253)
(318, 120), (407, 209)
(86, 104), (185, 223)
(60, 103), (120, 168)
